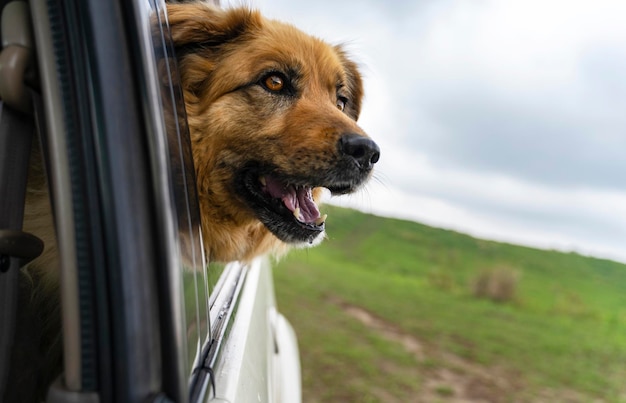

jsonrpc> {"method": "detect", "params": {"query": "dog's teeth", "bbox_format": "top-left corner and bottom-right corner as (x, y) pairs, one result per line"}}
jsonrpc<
(259, 176), (266, 186)
(293, 208), (302, 221)
(315, 214), (327, 226)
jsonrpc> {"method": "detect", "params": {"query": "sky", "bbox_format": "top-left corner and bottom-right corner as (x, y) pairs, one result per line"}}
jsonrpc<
(228, 0), (626, 263)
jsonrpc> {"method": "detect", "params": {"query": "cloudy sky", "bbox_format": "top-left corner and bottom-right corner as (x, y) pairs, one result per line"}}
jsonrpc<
(229, 0), (626, 263)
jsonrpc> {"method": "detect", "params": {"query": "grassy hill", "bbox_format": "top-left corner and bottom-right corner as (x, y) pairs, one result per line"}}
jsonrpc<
(272, 205), (626, 402)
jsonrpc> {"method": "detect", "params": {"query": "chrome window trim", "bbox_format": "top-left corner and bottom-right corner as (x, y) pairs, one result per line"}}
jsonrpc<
(208, 263), (247, 340)
(190, 261), (248, 401)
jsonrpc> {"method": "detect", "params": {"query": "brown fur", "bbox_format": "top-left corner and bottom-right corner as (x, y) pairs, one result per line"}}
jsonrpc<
(165, 3), (376, 261)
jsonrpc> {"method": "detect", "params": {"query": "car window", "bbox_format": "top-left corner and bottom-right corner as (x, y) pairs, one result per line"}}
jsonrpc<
(139, 0), (228, 381)
(137, 0), (213, 376)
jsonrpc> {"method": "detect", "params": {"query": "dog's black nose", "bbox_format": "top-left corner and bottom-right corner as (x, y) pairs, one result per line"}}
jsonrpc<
(339, 134), (380, 169)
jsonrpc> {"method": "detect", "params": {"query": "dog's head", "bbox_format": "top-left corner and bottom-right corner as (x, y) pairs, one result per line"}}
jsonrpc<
(166, 4), (380, 261)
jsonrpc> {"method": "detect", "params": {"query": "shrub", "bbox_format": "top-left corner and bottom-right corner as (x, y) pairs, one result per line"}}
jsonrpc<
(472, 266), (520, 303)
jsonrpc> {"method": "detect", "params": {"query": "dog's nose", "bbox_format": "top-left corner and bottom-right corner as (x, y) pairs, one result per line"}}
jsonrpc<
(339, 134), (380, 169)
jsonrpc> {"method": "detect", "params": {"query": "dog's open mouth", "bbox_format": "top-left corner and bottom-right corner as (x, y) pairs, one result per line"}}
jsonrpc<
(237, 169), (329, 244)
(260, 175), (327, 227)
(236, 156), (373, 245)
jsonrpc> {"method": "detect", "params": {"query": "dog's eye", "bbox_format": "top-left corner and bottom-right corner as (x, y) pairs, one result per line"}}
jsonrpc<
(263, 74), (285, 92)
(336, 96), (348, 112)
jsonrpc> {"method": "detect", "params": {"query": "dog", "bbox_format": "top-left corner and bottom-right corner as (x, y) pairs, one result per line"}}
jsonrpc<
(11, 2), (379, 401)
(165, 3), (380, 262)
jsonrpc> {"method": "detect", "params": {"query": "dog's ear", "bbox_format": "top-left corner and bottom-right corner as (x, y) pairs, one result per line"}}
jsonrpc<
(335, 46), (364, 120)
(165, 4), (261, 56)
(163, 4), (261, 95)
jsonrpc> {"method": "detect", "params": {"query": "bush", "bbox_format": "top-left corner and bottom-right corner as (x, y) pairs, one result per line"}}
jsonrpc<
(472, 266), (520, 303)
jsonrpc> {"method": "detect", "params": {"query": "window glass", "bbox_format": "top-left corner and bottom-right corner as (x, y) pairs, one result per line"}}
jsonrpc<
(154, 0), (211, 371)
(139, 0), (233, 382)
(140, 0), (218, 376)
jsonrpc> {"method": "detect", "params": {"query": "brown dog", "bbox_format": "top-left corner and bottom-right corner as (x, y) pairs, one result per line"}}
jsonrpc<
(166, 3), (380, 262)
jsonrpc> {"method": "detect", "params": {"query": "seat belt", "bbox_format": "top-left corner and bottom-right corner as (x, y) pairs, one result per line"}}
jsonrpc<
(0, 2), (44, 400)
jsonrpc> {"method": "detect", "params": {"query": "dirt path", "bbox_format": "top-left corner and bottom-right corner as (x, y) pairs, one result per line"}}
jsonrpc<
(330, 296), (599, 403)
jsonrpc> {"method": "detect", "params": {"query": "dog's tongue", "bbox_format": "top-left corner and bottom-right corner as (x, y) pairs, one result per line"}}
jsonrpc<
(263, 176), (323, 224)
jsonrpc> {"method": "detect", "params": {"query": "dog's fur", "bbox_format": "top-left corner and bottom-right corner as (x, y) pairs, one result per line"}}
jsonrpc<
(10, 3), (378, 401)
(166, 3), (378, 262)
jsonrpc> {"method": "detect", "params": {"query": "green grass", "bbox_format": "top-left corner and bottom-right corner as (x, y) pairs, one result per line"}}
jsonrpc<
(273, 205), (626, 402)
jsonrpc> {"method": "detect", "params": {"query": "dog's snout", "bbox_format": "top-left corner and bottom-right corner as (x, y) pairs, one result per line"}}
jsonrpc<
(339, 134), (380, 169)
